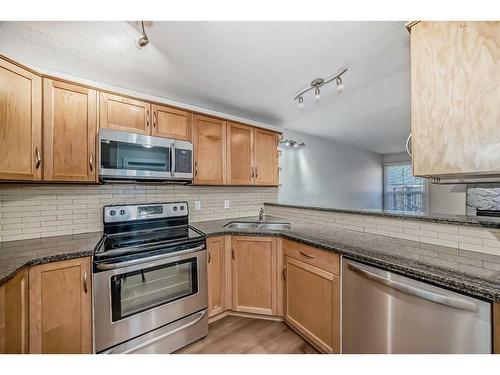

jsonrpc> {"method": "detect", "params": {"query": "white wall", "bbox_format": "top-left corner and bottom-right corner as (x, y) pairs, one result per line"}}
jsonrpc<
(382, 152), (466, 215)
(278, 130), (383, 209)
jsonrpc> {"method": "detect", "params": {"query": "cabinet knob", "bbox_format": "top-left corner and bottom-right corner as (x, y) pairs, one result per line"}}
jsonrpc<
(89, 152), (94, 171)
(231, 245), (235, 260)
(208, 248), (211, 263)
(299, 250), (315, 259)
(282, 264), (287, 282)
(153, 112), (157, 128)
(83, 270), (88, 294)
(146, 110), (150, 128)
(194, 161), (198, 177)
(35, 147), (42, 169)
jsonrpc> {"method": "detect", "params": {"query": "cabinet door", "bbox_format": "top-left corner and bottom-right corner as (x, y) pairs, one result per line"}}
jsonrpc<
(254, 128), (278, 185)
(43, 79), (97, 182)
(231, 236), (276, 315)
(284, 256), (340, 353)
(193, 115), (226, 184)
(99, 92), (151, 134)
(411, 21), (500, 177)
(0, 57), (42, 181)
(207, 236), (226, 317)
(29, 257), (92, 354)
(227, 122), (254, 185)
(152, 104), (192, 141)
(0, 269), (29, 354)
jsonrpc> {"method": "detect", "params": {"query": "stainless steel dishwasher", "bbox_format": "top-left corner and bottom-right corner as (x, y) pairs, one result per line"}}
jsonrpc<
(342, 259), (492, 354)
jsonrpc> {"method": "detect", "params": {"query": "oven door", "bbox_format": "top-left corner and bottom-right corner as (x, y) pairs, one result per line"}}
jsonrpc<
(99, 129), (173, 180)
(93, 246), (207, 353)
(172, 140), (193, 180)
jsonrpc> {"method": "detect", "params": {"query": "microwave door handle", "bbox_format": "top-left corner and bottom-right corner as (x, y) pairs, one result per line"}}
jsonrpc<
(170, 142), (175, 177)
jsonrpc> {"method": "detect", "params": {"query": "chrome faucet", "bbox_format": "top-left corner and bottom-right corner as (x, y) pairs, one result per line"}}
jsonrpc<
(259, 207), (264, 221)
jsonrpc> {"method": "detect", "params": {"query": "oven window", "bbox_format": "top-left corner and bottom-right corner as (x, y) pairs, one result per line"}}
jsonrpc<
(101, 140), (171, 172)
(110, 258), (198, 322)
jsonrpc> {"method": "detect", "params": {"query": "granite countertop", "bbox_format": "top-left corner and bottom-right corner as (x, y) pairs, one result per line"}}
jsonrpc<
(1, 215), (500, 302)
(0, 232), (103, 286)
(264, 202), (500, 229)
(193, 216), (500, 302)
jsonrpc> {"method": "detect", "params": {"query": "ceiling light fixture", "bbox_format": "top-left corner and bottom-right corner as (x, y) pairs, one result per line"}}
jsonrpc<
(136, 21), (150, 49)
(280, 139), (305, 150)
(294, 68), (348, 107)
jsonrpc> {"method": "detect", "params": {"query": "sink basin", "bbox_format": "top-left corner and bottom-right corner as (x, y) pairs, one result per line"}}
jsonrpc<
(224, 222), (291, 230)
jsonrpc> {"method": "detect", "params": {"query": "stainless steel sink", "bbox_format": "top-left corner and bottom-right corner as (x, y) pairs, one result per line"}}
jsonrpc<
(224, 222), (291, 230)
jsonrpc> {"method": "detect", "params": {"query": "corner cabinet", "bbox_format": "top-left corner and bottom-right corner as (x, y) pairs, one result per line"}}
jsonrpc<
(43, 79), (98, 182)
(231, 236), (277, 315)
(0, 57), (42, 181)
(283, 240), (340, 353)
(29, 257), (92, 354)
(409, 21), (500, 181)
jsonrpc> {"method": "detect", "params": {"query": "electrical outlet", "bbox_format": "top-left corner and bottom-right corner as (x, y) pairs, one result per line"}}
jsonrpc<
(224, 200), (230, 209)
(194, 201), (202, 211)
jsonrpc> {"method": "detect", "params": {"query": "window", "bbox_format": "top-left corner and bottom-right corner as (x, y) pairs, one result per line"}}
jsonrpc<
(383, 162), (427, 214)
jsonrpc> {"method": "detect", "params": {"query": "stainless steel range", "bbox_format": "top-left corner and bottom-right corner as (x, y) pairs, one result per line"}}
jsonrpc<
(93, 202), (208, 354)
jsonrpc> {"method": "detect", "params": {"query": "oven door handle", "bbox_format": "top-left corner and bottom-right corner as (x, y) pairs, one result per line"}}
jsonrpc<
(121, 309), (207, 354)
(95, 244), (206, 270)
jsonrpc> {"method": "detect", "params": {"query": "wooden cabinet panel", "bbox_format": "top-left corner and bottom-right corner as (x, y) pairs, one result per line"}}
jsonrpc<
(193, 115), (226, 184)
(43, 79), (97, 182)
(231, 236), (276, 315)
(254, 128), (278, 185)
(0, 57), (42, 181)
(283, 239), (340, 275)
(99, 92), (151, 134)
(494, 302), (500, 354)
(207, 236), (226, 317)
(29, 257), (91, 354)
(152, 104), (192, 141)
(227, 122), (254, 185)
(410, 21), (500, 178)
(284, 256), (340, 353)
(0, 269), (29, 354)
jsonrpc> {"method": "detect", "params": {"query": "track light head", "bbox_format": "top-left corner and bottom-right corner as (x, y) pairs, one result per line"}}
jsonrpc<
(136, 21), (150, 49)
(336, 76), (344, 92)
(314, 87), (321, 100)
(298, 96), (304, 108)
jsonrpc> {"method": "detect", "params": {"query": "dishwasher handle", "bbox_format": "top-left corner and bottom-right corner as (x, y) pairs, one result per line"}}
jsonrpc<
(346, 262), (479, 313)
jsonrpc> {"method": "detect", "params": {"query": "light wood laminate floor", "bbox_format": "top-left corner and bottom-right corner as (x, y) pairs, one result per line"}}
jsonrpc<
(175, 315), (318, 354)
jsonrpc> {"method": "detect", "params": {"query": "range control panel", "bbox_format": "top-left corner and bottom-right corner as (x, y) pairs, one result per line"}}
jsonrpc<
(104, 202), (188, 223)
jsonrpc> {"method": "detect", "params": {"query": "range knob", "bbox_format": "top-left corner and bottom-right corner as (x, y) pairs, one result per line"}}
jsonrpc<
(109, 210), (116, 216)
(119, 209), (126, 216)
(180, 205), (185, 211)
(173, 206), (178, 211)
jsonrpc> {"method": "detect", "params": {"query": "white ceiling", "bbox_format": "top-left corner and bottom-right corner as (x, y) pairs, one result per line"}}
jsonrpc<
(0, 21), (411, 154)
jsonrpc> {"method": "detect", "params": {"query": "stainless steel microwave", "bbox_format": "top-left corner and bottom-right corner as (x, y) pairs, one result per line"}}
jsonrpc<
(98, 129), (193, 182)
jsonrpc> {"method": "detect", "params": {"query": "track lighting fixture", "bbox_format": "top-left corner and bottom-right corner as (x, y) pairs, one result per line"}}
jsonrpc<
(136, 21), (150, 48)
(294, 68), (347, 108)
(280, 139), (306, 150)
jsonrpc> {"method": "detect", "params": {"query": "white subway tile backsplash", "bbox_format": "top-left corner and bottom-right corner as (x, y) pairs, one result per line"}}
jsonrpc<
(0, 184), (278, 242)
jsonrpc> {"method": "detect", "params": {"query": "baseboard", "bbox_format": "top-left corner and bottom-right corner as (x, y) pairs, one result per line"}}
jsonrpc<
(208, 310), (283, 324)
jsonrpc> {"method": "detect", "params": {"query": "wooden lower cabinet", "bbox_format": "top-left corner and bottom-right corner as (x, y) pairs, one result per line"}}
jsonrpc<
(494, 302), (500, 354)
(231, 236), (277, 315)
(29, 257), (92, 354)
(207, 236), (226, 317)
(0, 269), (29, 354)
(283, 240), (340, 354)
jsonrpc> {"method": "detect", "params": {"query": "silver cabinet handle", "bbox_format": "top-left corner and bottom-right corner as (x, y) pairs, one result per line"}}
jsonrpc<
(35, 147), (42, 169)
(346, 262), (478, 312)
(251, 166), (255, 179)
(405, 132), (412, 159)
(194, 161), (198, 177)
(96, 244), (205, 270)
(282, 264), (287, 282)
(153, 111), (157, 128)
(299, 250), (315, 259)
(89, 152), (94, 171)
(255, 166), (258, 179)
(83, 270), (88, 293)
(231, 245), (235, 260)
(208, 248), (211, 263)
(146, 110), (150, 128)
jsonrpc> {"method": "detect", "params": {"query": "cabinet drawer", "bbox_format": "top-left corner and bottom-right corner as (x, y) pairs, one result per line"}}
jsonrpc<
(283, 239), (339, 275)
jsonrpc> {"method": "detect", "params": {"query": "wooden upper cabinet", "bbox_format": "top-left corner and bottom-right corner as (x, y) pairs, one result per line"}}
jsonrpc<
(410, 21), (500, 178)
(43, 79), (97, 182)
(227, 122), (254, 185)
(231, 236), (277, 315)
(152, 104), (192, 141)
(99, 92), (151, 134)
(193, 115), (226, 184)
(0, 57), (42, 181)
(29, 257), (92, 354)
(253, 128), (278, 185)
(207, 236), (226, 318)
